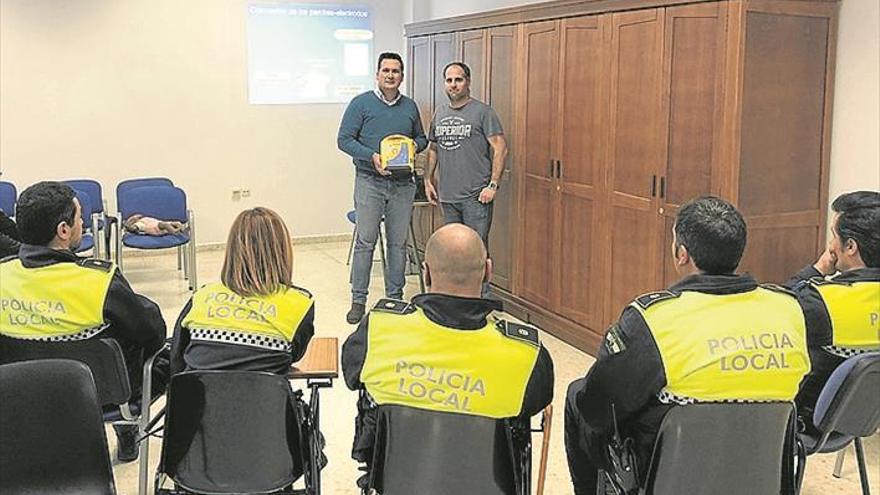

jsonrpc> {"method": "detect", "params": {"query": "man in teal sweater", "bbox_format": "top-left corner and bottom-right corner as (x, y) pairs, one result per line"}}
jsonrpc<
(337, 52), (428, 324)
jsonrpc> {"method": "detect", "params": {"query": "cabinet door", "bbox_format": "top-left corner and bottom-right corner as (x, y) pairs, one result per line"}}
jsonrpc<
(603, 9), (665, 325)
(659, 3), (729, 287)
(408, 36), (434, 254)
(518, 20), (559, 307)
(431, 33), (457, 114)
(555, 15), (609, 329)
(486, 26), (517, 291)
(458, 30), (487, 101)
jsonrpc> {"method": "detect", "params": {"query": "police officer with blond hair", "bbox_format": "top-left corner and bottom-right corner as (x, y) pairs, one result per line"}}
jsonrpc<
(564, 196), (811, 494)
(0, 181), (167, 463)
(785, 191), (880, 436)
(342, 223), (554, 489)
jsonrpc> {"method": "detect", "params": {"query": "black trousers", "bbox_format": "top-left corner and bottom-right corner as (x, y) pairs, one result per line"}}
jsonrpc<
(565, 379), (602, 495)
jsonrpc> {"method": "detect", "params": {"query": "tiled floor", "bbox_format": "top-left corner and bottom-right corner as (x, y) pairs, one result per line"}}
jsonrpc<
(112, 241), (878, 494)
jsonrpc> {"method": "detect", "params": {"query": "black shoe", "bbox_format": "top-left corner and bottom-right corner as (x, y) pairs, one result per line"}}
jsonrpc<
(113, 423), (139, 463)
(346, 302), (366, 324)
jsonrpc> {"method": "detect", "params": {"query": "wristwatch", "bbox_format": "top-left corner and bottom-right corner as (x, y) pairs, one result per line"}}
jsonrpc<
(488, 181), (499, 191)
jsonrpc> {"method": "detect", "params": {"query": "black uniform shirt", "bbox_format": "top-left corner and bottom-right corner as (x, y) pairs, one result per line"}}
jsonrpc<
(2, 244), (166, 387)
(785, 265), (880, 422)
(343, 293), (555, 419)
(572, 273), (760, 470)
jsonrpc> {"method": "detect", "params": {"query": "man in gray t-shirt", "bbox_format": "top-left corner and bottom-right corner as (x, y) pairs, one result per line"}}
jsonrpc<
(426, 62), (508, 286)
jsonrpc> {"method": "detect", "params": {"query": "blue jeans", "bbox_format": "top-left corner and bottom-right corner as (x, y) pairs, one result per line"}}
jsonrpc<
(441, 198), (494, 297)
(351, 173), (415, 304)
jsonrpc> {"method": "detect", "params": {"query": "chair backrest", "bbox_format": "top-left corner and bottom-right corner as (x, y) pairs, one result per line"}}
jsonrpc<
(642, 402), (795, 495)
(0, 336), (132, 407)
(159, 370), (304, 493)
(65, 179), (105, 214)
(117, 185), (187, 222)
(75, 189), (95, 229)
(115, 177), (174, 199)
(0, 359), (117, 495)
(0, 180), (17, 217)
(814, 352), (880, 438)
(371, 405), (520, 495)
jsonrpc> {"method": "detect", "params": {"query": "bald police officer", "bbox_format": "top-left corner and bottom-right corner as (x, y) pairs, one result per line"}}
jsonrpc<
(785, 191), (880, 436)
(0, 181), (168, 462)
(564, 196), (811, 494)
(342, 223), (554, 488)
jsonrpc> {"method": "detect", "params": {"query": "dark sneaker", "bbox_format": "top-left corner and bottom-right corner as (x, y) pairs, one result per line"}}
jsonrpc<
(113, 423), (139, 463)
(346, 302), (366, 324)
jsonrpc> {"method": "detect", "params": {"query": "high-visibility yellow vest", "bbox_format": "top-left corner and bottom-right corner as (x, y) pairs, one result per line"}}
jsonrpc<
(634, 286), (810, 403)
(0, 258), (114, 340)
(182, 282), (313, 350)
(811, 279), (880, 349)
(362, 305), (540, 418)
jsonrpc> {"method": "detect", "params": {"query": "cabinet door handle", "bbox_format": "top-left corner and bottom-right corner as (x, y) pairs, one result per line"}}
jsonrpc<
(651, 175), (657, 197)
(660, 177), (666, 199)
(549, 159), (554, 178)
(556, 160), (562, 179)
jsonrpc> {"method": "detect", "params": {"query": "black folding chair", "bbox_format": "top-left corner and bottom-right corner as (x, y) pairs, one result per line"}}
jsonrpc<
(0, 359), (117, 494)
(625, 402), (798, 495)
(366, 404), (533, 495)
(0, 336), (166, 493)
(154, 370), (322, 494)
(796, 352), (880, 495)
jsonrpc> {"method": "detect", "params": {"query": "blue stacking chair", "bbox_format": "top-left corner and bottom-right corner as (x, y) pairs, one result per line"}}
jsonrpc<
(0, 181), (16, 217)
(74, 189), (99, 258)
(65, 179), (114, 259)
(116, 181), (197, 291)
(796, 352), (880, 495)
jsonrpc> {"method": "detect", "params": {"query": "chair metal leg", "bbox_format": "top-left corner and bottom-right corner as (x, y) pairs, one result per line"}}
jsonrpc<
(188, 210), (197, 291)
(347, 225), (356, 266)
(833, 448), (846, 478)
(116, 213), (124, 271)
(138, 344), (165, 495)
(408, 220), (425, 294)
(176, 246), (182, 271)
(92, 213), (102, 259)
(854, 438), (871, 495)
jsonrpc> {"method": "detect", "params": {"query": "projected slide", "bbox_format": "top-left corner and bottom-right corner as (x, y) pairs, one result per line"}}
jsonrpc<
(247, 3), (374, 104)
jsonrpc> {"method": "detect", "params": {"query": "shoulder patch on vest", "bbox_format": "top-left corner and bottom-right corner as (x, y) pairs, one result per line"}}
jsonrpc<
(76, 258), (113, 272)
(372, 298), (414, 315)
(760, 283), (797, 297)
(633, 290), (678, 310)
(603, 323), (627, 355)
(497, 320), (540, 347)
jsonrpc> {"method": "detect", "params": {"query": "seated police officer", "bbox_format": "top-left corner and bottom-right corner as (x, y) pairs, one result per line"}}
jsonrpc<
(784, 191), (880, 436)
(342, 223), (554, 488)
(169, 207), (315, 375)
(0, 181), (168, 462)
(564, 196), (811, 494)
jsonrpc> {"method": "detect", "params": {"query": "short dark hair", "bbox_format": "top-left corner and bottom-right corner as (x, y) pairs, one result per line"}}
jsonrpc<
(377, 52), (404, 72)
(443, 61), (471, 80)
(831, 191), (880, 267)
(674, 196), (747, 275)
(16, 181), (77, 246)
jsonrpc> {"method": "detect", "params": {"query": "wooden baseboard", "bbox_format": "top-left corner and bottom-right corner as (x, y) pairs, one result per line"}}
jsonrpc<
(491, 285), (603, 356)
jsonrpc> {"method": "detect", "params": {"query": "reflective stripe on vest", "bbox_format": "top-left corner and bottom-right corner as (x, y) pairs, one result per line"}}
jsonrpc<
(182, 282), (313, 347)
(362, 308), (539, 418)
(0, 259), (113, 339)
(635, 288), (810, 403)
(812, 280), (880, 350)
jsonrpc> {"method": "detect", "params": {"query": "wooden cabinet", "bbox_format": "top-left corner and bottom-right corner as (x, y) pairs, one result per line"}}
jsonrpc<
(406, 0), (838, 354)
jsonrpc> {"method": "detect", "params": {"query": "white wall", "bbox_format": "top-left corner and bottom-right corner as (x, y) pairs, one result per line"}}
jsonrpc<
(828, 0), (880, 198)
(2, 0), (876, 245)
(0, 0), (405, 244)
(418, 0), (880, 207)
